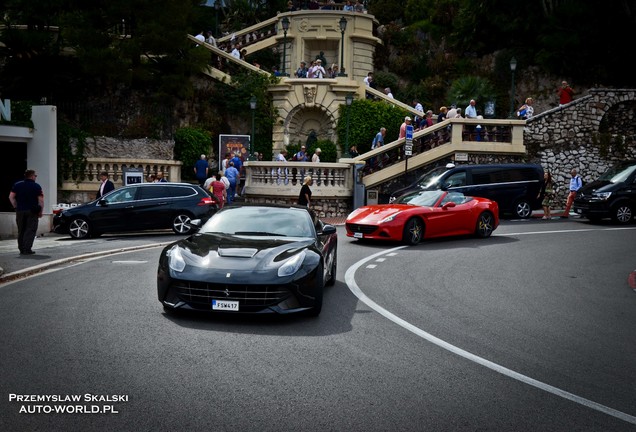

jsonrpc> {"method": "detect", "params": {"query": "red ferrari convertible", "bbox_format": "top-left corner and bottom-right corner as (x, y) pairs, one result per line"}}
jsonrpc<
(346, 190), (499, 245)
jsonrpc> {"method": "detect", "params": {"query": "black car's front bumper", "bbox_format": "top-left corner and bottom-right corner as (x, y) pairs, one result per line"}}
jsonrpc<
(573, 200), (610, 218)
(157, 267), (321, 314)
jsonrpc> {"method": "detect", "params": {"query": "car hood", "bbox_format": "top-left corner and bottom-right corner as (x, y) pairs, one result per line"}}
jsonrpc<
(578, 180), (620, 195)
(347, 204), (419, 223)
(164, 233), (319, 283)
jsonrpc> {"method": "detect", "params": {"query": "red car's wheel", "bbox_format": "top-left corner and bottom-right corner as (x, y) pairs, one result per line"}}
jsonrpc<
(402, 218), (423, 245)
(475, 211), (495, 238)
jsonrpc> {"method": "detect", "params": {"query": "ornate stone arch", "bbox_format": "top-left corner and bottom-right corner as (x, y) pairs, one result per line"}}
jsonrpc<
(283, 103), (338, 151)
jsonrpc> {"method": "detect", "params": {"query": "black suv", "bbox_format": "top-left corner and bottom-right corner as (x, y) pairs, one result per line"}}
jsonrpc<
(53, 183), (218, 239)
(574, 160), (636, 224)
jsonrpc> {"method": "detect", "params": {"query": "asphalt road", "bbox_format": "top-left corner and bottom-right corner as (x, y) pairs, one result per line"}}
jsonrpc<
(1, 220), (635, 431)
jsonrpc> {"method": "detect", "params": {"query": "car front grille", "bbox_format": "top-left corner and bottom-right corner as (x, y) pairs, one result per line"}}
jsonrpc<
(346, 223), (378, 235)
(172, 280), (293, 309)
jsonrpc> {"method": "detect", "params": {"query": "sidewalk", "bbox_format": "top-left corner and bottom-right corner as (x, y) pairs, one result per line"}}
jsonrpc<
(0, 232), (175, 283)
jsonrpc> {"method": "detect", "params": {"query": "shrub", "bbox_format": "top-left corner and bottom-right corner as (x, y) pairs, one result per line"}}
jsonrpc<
(174, 127), (212, 180)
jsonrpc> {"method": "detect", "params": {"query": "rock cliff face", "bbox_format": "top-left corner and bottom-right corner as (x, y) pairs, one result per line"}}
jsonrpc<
(83, 136), (174, 160)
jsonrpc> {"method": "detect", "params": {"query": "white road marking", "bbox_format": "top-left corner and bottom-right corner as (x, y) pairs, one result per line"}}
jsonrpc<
(375, 258), (386, 262)
(366, 264), (377, 269)
(111, 260), (148, 264)
(498, 226), (636, 236)
(345, 245), (636, 425)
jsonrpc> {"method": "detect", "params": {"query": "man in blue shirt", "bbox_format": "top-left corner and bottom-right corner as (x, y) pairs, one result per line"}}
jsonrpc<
(562, 168), (583, 218)
(224, 162), (240, 204)
(8, 169), (44, 255)
(465, 99), (478, 119)
(194, 154), (209, 187)
(229, 152), (243, 196)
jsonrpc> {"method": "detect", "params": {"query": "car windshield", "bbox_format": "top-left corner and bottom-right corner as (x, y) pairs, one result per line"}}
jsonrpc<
(416, 166), (450, 189)
(200, 206), (315, 237)
(103, 188), (135, 203)
(598, 162), (636, 183)
(394, 190), (445, 206)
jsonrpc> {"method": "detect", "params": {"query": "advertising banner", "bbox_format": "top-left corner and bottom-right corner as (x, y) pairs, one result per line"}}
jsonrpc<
(218, 134), (251, 171)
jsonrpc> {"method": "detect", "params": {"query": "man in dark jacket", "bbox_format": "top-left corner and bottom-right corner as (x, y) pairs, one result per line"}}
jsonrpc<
(97, 171), (115, 199)
(8, 169), (44, 255)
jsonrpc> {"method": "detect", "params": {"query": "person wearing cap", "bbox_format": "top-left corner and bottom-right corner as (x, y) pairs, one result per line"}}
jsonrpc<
(294, 145), (308, 162)
(312, 148), (321, 163)
(312, 59), (326, 79)
(399, 116), (412, 139)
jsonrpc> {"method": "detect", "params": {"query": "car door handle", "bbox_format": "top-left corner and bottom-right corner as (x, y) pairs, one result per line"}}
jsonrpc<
(157, 202), (168, 205)
(125, 205), (134, 209)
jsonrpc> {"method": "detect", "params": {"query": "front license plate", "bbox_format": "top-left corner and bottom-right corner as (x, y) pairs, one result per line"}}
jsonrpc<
(212, 299), (239, 311)
(575, 208), (582, 214)
(353, 232), (363, 238)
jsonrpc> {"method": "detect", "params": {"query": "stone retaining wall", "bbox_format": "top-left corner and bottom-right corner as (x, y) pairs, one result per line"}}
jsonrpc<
(525, 89), (636, 202)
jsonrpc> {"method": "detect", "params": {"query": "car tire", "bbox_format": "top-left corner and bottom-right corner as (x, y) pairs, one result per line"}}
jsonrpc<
(172, 213), (194, 235)
(514, 199), (532, 219)
(612, 202), (633, 224)
(326, 248), (337, 287)
(475, 211), (495, 238)
(307, 263), (324, 317)
(402, 218), (423, 245)
(68, 217), (91, 239)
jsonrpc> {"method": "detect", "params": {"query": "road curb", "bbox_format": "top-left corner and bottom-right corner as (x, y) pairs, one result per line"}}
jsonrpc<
(0, 241), (173, 285)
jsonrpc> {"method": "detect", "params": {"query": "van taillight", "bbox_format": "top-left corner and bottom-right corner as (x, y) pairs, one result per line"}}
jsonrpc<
(198, 197), (214, 206)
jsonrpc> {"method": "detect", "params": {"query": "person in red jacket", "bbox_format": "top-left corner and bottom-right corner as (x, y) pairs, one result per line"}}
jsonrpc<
(558, 81), (574, 106)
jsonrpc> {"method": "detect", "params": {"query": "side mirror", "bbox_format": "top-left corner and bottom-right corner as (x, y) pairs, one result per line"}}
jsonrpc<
(98, 199), (107, 206)
(318, 225), (337, 235)
(442, 202), (456, 210)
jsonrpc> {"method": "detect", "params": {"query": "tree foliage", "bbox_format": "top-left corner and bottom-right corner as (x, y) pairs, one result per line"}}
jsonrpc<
(174, 127), (213, 180)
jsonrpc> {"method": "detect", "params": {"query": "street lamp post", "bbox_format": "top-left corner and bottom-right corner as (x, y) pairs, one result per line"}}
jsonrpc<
(281, 17), (290, 77)
(250, 95), (257, 160)
(338, 17), (348, 77)
(509, 57), (517, 119)
(345, 93), (353, 151)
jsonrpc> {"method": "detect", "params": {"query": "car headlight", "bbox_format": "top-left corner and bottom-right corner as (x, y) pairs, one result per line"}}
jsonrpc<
(168, 246), (186, 273)
(592, 192), (612, 201)
(380, 212), (399, 223)
(278, 250), (306, 277)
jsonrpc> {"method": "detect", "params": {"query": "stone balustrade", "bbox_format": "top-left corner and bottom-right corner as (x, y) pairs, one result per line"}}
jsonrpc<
(60, 157), (182, 204)
(244, 161), (354, 197)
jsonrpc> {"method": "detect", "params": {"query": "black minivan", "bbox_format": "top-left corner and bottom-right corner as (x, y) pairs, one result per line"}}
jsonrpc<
(389, 163), (544, 218)
(573, 160), (636, 224)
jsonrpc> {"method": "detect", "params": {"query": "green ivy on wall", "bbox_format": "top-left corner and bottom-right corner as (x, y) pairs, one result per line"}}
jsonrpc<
(174, 127), (213, 181)
(336, 98), (409, 153)
(57, 123), (88, 186)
